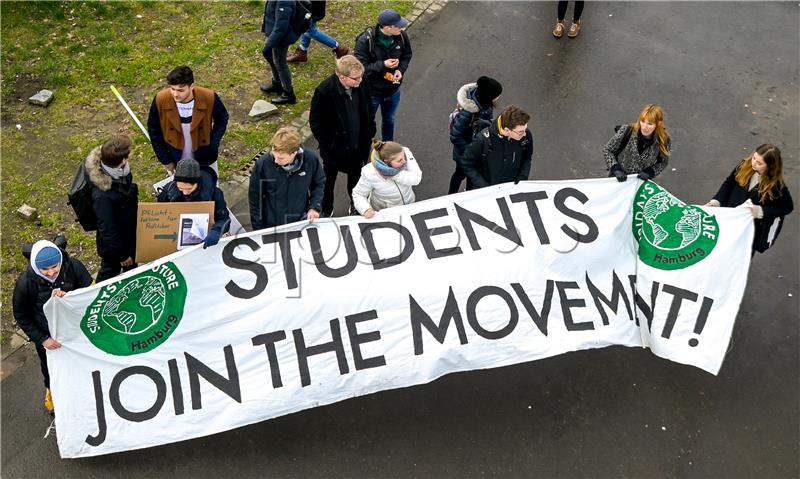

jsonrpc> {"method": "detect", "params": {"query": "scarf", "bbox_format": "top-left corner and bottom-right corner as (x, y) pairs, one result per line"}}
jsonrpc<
(371, 149), (402, 177)
(280, 150), (304, 174)
(101, 162), (131, 180)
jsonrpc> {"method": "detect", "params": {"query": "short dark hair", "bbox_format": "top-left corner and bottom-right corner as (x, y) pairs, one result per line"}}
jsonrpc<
(100, 135), (132, 167)
(167, 65), (194, 86)
(500, 105), (530, 130)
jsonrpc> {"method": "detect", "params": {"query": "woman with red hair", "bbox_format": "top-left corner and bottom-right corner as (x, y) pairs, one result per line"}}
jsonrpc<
(603, 104), (672, 182)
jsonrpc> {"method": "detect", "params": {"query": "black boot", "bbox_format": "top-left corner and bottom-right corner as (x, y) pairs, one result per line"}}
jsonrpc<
(260, 81), (283, 94)
(272, 91), (296, 105)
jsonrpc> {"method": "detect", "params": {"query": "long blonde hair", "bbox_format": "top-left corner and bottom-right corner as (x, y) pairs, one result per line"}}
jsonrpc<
(630, 104), (670, 157)
(734, 144), (785, 202)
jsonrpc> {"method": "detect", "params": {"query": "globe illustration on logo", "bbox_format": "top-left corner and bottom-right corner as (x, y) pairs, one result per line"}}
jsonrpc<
(103, 277), (166, 335)
(81, 262), (187, 356)
(633, 183), (719, 270)
(640, 191), (703, 251)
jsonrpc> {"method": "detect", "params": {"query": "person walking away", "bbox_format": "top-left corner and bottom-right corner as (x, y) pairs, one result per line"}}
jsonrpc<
(354, 9), (412, 141)
(352, 139), (422, 218)
(460, 105), (533, 189)
(310, 55), (376, 216)
(249, 126), (325, 229)
(448, 76), (503, 194)
(87, 135), (139, 283)
(603, 104), (671, 182)
(157, 158), (231, 248)
(287, 1), (349, 63)
(705, 144), (793, 254)
(13, 239), (92, 413)
(261, 0), (301, 105)
(147, 65), (229, 176)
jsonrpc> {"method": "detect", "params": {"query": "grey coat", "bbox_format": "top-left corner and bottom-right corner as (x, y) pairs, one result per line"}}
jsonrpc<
(602, 125), (670, 177)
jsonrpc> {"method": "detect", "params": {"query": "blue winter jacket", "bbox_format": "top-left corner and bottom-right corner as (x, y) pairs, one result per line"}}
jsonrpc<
(263, 1), (300, 48)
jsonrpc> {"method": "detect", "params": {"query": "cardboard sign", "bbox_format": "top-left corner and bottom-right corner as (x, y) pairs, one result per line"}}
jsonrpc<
(135, 201), (215, 263)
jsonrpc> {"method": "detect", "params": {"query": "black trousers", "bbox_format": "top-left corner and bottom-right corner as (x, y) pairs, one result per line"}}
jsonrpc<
(557, 1), (584, 21)
(96, 257), (137, 283)
(322, 160), (360, 215)
(35, 342), (50, 388)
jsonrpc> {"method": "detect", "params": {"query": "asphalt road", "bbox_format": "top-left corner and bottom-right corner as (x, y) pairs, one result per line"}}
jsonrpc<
(2, 2), (798, 477)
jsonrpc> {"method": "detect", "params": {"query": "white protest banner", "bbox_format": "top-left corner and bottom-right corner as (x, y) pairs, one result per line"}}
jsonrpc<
(45, 179), (753, 458)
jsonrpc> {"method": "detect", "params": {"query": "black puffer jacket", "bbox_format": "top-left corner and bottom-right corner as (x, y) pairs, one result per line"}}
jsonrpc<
(248, 148), (325, 229)
(13, 250), (92, 345)
(460, 119), (533, 189)
(86, 146), (139, 262)
(157, 170), (231, 235)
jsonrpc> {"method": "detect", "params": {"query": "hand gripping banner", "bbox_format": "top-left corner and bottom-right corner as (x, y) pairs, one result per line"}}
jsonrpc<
(45, 179), (754, 458)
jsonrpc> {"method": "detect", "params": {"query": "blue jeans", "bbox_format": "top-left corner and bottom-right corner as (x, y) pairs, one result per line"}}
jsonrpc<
(371, 89), (401, 141)
(299, 20), (338, 51)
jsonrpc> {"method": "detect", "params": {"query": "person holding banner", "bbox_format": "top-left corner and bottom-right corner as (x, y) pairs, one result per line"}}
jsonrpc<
(157, 158), (231, 248)
(13, 239), (92, 413)
(460, 105), (533, 190)
(705, 144), (793, 253)
(249, 126), (325, 229)
(147, 65), (229, 176)
(88, 135), (139, 282)
(352, 139), (422, 218)
(603, 104), (671, 182)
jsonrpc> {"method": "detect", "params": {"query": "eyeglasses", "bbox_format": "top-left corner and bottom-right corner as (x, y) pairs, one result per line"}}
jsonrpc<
(345, 74), (363, 81)
(510, 128), (526, 136)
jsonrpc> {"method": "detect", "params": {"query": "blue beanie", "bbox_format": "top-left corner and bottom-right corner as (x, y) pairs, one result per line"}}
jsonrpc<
(35, 246), (62, 269)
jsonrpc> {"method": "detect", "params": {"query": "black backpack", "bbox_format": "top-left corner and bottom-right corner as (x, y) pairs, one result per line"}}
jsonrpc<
(67, 160), (97, 231)
(310, 0), (325, 21)
(290, 0), (313, 35)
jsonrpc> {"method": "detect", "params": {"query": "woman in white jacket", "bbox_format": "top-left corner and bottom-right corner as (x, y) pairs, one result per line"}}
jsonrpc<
(352, 139), (422, 218)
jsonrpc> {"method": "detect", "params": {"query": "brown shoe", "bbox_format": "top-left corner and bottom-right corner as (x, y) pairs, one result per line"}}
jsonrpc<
(552, 21), (564, 38)
(568, 21), (581, 38)
(333, 44), (349, 58)
(287, 47), (307, 63)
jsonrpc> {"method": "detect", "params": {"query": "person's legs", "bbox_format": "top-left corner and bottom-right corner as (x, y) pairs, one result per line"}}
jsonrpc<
(322, 159), (338, 216)
(261, 43), (284, 92)
(554, 1), (568, 37)
(96, 257), (121, 283)
(557, 0), (568, 21)
(299, 22), (314, 51)
(568, 1), (584, 37)
(573, 1), (584, 21)
(345, 171), (361, 214)
(378, 89), (401, 141)
(35, 342), (50, 389)
(308, 22), (338, 49)
(271, 45), (293, 92)
(272, 44), (296, 104)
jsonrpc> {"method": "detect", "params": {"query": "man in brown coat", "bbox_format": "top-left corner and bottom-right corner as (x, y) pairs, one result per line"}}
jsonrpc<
(147, 65), (229, 176)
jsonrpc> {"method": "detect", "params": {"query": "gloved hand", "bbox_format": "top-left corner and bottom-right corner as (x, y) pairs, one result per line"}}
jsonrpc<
(637, 168), (654, 181)
(203, 229), (221, 248)
(612, 169), (627, 182)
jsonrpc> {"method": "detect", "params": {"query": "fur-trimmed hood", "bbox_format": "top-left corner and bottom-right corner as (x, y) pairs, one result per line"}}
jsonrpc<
(456, 83), (480, 113)
(85, 146), (114, 191)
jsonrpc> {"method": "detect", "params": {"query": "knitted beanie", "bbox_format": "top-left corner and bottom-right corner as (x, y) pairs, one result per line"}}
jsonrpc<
(35, 246), (62, 269)
(174, 158), (201, 183)
(475, 76), (503, 108)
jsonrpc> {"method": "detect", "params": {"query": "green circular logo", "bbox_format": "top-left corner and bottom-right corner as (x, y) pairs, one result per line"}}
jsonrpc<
(632, 182), (719, 270)
(81, 262), (187, 355)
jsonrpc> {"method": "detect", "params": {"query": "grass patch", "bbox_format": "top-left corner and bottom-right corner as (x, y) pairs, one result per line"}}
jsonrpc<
(0, 0), (414, 343)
